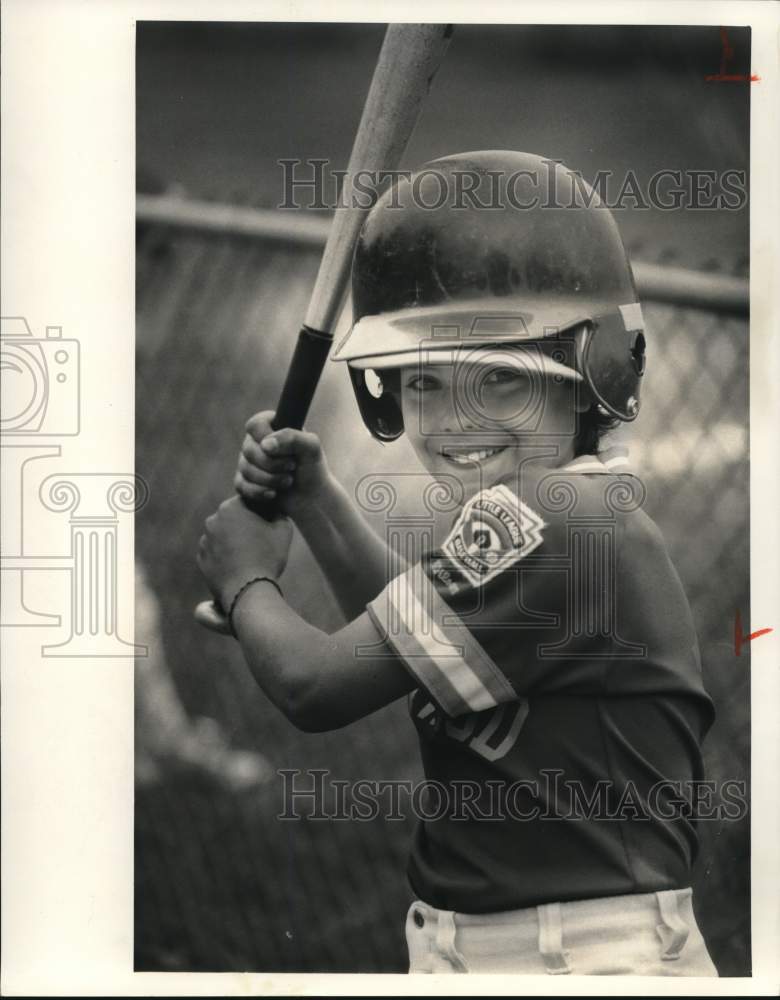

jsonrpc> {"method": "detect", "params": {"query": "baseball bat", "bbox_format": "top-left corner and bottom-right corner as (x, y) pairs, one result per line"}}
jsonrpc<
(195, 23), (453, 634)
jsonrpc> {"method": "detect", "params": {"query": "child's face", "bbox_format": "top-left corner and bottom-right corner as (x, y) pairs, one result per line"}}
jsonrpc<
(399, 362), (585, 491)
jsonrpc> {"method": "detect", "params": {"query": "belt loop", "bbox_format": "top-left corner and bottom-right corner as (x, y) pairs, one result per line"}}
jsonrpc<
(537, 902), (571, 974)
(655, 889), (690, 960)
(434, 910), (468, 972)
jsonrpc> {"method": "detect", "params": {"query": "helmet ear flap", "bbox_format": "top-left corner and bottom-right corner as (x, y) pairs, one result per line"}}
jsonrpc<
(349, 367), (404, 441)
(575, 310), (645, 422)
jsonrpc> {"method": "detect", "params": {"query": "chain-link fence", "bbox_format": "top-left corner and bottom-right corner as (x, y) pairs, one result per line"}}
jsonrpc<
(134, 199), (750, 975)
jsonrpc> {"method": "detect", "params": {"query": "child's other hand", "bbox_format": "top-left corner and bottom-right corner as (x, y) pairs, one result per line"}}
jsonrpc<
(197, 495), (292, 609)
(235, 411), (330, 517)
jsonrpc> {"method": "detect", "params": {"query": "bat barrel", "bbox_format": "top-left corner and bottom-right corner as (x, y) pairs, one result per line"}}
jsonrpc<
(304, 23), (453, 333)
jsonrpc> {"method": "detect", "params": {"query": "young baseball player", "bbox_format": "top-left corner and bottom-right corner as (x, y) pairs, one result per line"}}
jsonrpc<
(198, 152), (718, 975)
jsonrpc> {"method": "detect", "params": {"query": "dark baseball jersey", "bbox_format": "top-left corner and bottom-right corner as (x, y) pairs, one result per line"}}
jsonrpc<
(366, 449), (715, 913)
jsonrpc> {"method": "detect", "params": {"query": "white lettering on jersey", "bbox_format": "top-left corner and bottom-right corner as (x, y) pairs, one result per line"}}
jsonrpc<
(413, 695), (530, 762)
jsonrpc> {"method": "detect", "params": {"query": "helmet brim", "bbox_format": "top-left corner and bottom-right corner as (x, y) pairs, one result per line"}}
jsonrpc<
(346, 345), (582, 381)
(331, 297), (599, 366)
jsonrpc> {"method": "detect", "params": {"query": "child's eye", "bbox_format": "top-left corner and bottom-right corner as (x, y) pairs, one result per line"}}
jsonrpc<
(406, 374), (441, 392)
(482, 367), (523, 387)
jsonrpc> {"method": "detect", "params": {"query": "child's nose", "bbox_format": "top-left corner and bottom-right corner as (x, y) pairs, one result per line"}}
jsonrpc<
(445, 414), (478, 433)
(438, 402), (475, 433)
(418, 392), (454, 428)
(444, 397), (479, 432)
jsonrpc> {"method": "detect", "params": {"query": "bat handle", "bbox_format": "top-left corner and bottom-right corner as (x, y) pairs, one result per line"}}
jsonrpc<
(196, 325), (333, 635)
(269, 324), (334, 432)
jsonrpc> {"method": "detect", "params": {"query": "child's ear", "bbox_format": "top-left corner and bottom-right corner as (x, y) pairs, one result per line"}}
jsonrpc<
(574, 380), (593, 414)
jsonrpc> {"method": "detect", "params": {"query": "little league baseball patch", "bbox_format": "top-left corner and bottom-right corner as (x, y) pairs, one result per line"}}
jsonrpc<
(439, 484), (547, 588)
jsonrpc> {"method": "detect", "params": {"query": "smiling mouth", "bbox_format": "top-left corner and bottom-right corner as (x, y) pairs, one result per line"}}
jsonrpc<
(440, 445), (509, 466)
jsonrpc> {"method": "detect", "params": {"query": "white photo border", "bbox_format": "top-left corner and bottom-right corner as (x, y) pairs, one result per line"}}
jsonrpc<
(1, 0), (777, 995)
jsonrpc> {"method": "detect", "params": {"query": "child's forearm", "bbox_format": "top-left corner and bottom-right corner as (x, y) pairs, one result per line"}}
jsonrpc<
(231, 582), (327, 727)
(231, 582), (413, 731)
(293, 476), (402, 622)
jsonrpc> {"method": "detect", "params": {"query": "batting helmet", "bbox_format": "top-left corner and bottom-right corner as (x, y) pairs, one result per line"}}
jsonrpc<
(332, 150), (646, 441)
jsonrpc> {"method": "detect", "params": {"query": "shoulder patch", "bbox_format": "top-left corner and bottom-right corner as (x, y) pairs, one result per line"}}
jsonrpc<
(440, 484), (546, 588)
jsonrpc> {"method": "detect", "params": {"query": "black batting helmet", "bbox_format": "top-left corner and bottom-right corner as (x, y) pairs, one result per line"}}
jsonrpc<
(332, 150), (646, 441)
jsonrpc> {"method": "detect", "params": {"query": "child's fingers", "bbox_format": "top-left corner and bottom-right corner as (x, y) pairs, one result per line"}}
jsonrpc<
(237, 454), (294, 489)
(240, 436), (296, 473)
(261, 428), (322, 460)
(235, 471), (295, 501)
(244, 410), (276, 442)
(235, 476), (277, 502)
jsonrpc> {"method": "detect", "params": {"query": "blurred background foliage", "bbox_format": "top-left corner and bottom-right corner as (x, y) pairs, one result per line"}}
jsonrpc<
(135, 23), (750, 974)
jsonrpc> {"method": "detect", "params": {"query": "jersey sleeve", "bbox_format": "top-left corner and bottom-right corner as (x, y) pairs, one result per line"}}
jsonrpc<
(365, 474), (627, 717)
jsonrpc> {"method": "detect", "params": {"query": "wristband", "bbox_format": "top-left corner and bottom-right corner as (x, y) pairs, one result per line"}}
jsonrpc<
(227, 576), (284, 636)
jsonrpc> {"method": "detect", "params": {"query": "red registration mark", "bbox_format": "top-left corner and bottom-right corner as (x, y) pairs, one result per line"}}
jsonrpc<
(734, 609), (773, 657)
(706, 27), (760, 82)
